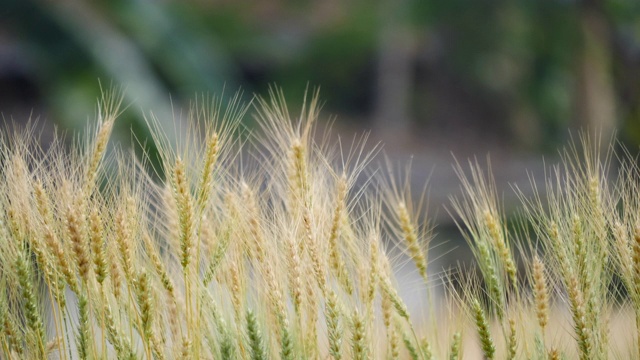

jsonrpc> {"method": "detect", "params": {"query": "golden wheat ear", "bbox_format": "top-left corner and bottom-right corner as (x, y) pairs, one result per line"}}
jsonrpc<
(83, 87), (125, 196)
(449, 158), (512, 321)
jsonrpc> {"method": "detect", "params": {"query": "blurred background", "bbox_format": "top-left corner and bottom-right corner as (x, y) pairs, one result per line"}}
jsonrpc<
(2, 0), (640, 278)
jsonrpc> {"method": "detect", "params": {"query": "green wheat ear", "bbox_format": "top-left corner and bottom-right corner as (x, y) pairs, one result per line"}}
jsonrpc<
(16, 252), (46, 358)
(76, 294), (91, 360)
(472, 298), (495, 360)
(325, 290), (343, 360)
(246, 309), (267, 360)
(449, 332), (461, 360)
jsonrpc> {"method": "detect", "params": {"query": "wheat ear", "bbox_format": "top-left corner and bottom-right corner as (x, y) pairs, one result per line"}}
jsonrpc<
(89, 207), (107, 285)
(246, 309), (267, 360)
(327, 176), (352, 293)
(567, 274), (592, 360)
(449, 332), (461, 360)
(532, 255), (549, 332)
(84, 88), (121, 196)
(351, 309), (367, 360)
(35, 182), (78, 293)
(325, 290), (343, 360)
(401, 329), (420, 360)
(135, 271), (155, 358)
(397, 201), (428, 281)
(507, 317), (517, 360)
(67, 202), (91, 284)
(472, 298), (495, 360)
(76, 294), (91, 360)
(16, 252), (46, 357)
(0, 295), (23, 356)
(548, 347), (560, 360)
(173, 157), (194, 271)
(484, 210), (517, 288)
(114, 202), (133, 282)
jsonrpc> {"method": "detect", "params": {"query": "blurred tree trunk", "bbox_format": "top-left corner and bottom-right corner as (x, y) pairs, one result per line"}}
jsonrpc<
(573, 1), (617, 143)
(373, 0), (414, 140)
(610, 10), (640, 145)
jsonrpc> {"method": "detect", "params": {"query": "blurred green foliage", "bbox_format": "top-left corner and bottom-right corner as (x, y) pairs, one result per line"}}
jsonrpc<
(1, 0), (639, 149)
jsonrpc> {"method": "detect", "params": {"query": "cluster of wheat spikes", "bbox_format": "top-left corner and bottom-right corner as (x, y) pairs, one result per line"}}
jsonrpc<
(1, 88), (639, 359)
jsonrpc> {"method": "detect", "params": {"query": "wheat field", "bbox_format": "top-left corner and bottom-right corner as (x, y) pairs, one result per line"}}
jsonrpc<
(0, 88), (638, 359)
